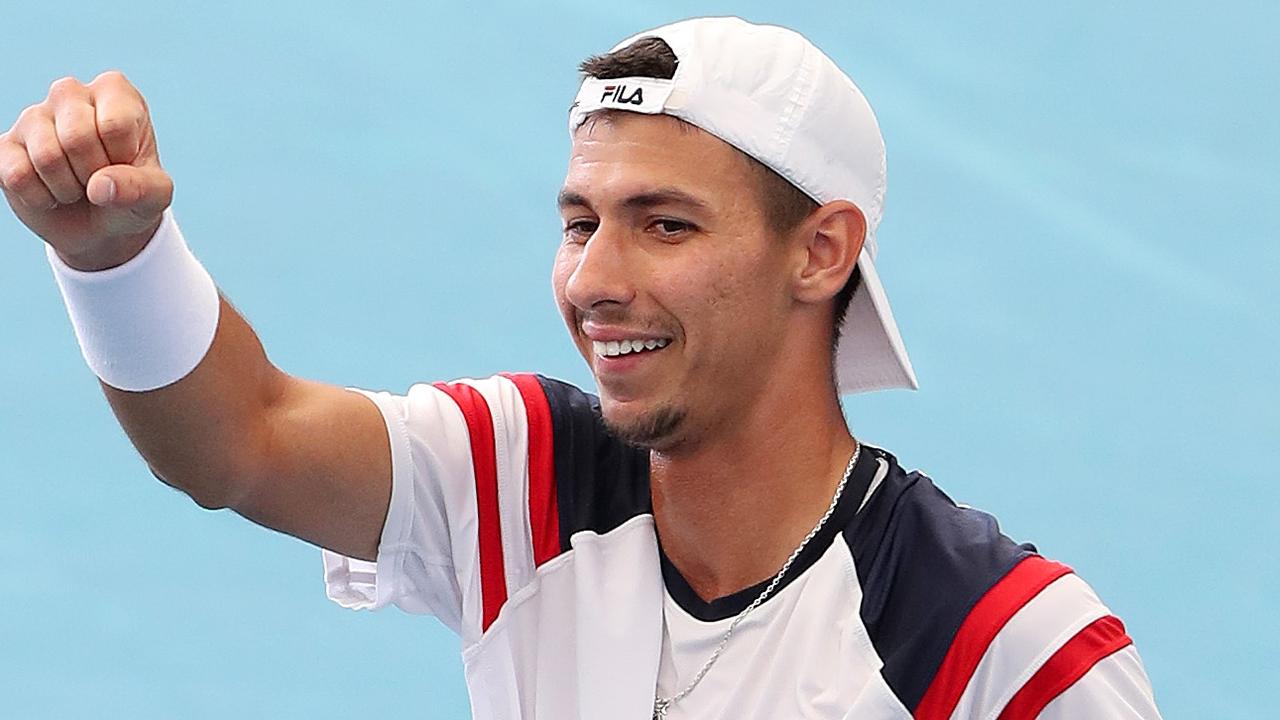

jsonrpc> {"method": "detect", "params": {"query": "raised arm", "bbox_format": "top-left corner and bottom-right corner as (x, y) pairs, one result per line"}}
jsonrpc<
(0, 71), (390, 561)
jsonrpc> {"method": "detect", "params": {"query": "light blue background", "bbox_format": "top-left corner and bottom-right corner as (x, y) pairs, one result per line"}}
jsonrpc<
(1, 2), (1275, 717)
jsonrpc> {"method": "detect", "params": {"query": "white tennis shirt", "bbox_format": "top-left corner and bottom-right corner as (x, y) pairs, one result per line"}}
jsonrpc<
(321, 374), (1161, 719)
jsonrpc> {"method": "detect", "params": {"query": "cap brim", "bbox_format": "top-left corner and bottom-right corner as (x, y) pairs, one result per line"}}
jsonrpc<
(835, 244), (918, 394)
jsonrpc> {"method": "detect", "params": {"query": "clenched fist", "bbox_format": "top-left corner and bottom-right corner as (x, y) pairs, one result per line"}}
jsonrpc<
(0, 71), (172, 271)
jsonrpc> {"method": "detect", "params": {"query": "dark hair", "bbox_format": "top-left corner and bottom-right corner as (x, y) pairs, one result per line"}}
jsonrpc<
(579, 37), (862, 346)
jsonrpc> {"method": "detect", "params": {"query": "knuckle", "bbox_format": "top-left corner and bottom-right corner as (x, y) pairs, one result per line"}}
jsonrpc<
(93, 69), (129, 86)
(0, 160), (33, 190)
(28, 145), (64, 172)
(48, 75), (84, 98)
(98, 113), (140, 141)
(57, 125), (97, 153)
(16, 103), (46, 126)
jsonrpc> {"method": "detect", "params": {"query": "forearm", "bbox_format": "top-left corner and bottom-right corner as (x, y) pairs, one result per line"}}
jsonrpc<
(43, 205), (287, 508)
(48, 213), (391, 557)
(102, 293), (287, 508)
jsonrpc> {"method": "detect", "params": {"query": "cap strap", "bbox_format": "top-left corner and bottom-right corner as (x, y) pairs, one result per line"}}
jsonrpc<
(570, 76), (675, 129)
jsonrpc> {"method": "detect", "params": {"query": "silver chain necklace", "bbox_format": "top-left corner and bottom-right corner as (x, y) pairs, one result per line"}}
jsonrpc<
(652, 440), (861, 720)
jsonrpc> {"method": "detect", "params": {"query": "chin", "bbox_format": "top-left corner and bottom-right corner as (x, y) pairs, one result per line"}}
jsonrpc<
(600, 396), (688, 451)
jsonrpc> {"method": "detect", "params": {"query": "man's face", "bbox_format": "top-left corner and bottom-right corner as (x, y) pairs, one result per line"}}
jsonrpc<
(554, 112), (794, 452)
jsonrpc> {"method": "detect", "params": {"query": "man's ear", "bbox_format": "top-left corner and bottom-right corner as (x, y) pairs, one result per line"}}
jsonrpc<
(791, 200), (865, 306)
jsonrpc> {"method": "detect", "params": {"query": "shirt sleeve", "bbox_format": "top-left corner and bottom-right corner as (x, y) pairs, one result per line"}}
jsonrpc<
(943, 570), (1163, 719)
(319, 373), (573, 646)
(1035, 645), (1162, 719)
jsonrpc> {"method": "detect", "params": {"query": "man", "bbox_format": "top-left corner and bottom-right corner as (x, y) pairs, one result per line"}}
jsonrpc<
(1, 16), (1161, 719)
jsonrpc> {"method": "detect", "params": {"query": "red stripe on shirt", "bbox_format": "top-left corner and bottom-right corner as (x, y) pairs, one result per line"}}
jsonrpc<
(996, 615), (1133, 720)
(433, 381), (507, 631)
(501, 373), (561, 567)
(914, 555), (1074, 719)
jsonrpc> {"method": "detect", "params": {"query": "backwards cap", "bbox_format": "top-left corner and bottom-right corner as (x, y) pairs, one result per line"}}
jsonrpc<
(569, 16), (918, 394)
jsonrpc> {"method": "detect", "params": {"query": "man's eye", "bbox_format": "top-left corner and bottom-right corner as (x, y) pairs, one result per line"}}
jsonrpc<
(652, 219), (692, 236)
(564, 220), (598, 239)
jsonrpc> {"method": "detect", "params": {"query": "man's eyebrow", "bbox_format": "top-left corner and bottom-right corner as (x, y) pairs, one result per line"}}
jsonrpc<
(556, 187), (711, 212)
(557, 189), (589, 209)
(620, 188), (711, 213)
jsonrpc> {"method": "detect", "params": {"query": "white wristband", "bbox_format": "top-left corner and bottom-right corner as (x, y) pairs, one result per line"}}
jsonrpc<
(46, 208), (221, 392)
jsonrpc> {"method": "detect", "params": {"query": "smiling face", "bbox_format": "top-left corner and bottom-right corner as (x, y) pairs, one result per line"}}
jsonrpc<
(554, 112), (802, 452)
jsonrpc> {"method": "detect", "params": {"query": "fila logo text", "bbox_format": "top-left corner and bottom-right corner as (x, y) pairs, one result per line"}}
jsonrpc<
(600, 84), (645, 106)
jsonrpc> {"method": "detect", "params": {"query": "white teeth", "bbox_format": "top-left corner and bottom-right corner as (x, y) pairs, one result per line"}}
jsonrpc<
(593, 338), (671, 357)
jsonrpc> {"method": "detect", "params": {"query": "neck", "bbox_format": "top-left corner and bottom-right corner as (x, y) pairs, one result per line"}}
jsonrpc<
(650, 375), (855, 603)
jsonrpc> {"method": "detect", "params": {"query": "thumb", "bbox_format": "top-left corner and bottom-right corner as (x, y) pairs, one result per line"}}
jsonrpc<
(86, 164), (173, 216)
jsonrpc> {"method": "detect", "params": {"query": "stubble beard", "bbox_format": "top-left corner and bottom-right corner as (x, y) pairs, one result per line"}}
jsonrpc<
(603, 403), (689, 451)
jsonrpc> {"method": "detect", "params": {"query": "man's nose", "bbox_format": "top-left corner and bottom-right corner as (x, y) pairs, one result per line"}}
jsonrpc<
(564, 222), (637, 312)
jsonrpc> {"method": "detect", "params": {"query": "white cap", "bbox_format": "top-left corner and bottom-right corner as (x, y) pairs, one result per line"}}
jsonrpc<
(569, 16), (918, 394)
